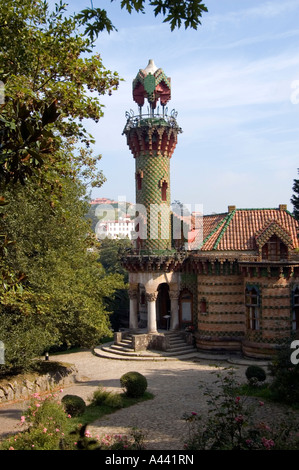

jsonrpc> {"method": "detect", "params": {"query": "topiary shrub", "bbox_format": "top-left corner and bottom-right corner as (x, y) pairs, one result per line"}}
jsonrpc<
(61, 394), (86, 417)
(245, 365), (266, 385)
(120, 371), (148, 398)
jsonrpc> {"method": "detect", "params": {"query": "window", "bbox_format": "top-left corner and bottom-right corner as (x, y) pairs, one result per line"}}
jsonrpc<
(140, 292), (146, 305)
(262, 235), (288, 261)
(200, 298), (207, 314)
(292, 287), (299, 331)
(136, 172), (142, 190)
(246, 286), (260, 330)
(180, 290), (192, 324)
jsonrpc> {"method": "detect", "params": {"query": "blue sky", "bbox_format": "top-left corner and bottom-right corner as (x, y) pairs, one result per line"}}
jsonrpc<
(58, 0), (299, 214)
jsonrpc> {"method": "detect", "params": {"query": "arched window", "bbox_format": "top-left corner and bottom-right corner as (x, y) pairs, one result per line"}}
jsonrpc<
(136, 171), (143, 190)
(140, 291), (146, 305)
(161, 181), (168, 202)
(292, 287), (299, 331)
(246, 286), (260, 330)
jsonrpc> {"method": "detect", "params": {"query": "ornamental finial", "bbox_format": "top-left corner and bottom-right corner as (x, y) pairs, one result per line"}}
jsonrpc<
(132, 59), (171, 110)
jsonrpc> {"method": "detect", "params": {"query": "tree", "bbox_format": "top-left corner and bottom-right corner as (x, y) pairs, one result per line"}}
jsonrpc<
(0, 0), (120, 188)
(0, 170), (125, 373)
(0, 0), (208, 188)
(291, 169), (299, 221)
(97, 237), (132, 330)
(78, 0), (208, 39)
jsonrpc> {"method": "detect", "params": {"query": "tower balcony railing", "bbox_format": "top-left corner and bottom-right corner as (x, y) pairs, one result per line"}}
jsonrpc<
(123, 107), (182, 133)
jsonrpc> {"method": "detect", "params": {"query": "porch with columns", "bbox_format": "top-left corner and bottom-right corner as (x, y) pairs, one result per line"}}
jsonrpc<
(128, 280), (180, 334)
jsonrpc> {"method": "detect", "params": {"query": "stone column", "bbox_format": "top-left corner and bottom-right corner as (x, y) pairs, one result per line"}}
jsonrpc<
(169, 290), (180, 330)
(128, 284), (139, 331)
(146, 292), (158, 333)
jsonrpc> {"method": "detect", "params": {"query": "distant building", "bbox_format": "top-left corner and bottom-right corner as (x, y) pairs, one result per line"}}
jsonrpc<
(90, 197), (118, 205)
(96, 217), (135, 240)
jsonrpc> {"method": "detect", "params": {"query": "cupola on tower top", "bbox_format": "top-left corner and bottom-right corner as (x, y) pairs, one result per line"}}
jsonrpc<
(132, 59), (171, 113)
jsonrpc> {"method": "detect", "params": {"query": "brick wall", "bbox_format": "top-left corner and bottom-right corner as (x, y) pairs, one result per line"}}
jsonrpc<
(195, 269), (299, 357)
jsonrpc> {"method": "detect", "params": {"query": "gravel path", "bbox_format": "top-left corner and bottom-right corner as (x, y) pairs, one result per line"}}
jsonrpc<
(0, 351), (294, 450)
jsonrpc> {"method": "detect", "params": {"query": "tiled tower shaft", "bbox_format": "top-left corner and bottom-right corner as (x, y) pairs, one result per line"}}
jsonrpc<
(125, 121), (179, 250)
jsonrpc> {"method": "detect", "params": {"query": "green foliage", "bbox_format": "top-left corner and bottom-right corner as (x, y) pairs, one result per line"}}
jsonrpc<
(291, 168), (299, 221)
(0, 391), (76, 450)
(0, 0), (119, 186)
(0, 175), (125, 373)
(120, 371), (148, 398)
(245, 365), (266, 384)
(96, 237), (131, 330)
(183, 367), (299, 450)
(0, 383), (152, 450)
(61, 395), (87, 417)
(76, 0), (208, 40)
(150, 0), (208, 31)
(268, 340), (299, 405)
(92, 386), (124, 409)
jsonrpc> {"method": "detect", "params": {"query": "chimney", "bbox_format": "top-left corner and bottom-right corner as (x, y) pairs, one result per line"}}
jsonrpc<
(279, 204), (287, 211)
(228, 205), (236, 213)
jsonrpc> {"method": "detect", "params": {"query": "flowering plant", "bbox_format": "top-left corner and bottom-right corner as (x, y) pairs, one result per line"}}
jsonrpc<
(0, 390), (76, 450)
(185, 325), (195, 332)
(183, 367), (299, 450)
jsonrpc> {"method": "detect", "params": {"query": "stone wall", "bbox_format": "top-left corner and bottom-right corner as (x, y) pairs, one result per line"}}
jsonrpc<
(0, 363), (78, 404)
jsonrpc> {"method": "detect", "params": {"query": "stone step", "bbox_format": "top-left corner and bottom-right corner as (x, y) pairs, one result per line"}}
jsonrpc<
(94, 346), (187, 361)
(167, 345), (195, 353)
(94, 331), (198, 361)
(114, 340), (133, 350)
(95, 345), (199, 361)
(168, 339), (188, 347)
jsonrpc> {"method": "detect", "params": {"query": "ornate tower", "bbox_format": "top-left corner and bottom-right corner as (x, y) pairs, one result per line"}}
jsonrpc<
(122, 60), (183, 334)
(123, 59), (182, 251)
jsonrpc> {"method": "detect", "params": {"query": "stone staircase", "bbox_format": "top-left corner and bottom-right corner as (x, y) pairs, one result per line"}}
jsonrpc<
(94, 331), (198, 361)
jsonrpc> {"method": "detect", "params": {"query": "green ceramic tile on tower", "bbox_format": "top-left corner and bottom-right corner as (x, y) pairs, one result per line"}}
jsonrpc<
(123, 60), (182, 252)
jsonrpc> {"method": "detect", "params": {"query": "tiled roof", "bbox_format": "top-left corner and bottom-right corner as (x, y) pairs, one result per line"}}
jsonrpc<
(188, 208), (299, 252)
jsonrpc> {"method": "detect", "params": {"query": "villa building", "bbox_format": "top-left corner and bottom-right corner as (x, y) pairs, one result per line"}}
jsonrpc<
(121, 60), (299, 358)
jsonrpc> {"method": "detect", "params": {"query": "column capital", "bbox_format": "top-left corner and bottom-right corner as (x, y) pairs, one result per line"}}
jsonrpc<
(129, 289), (138, 300)
(128, 283), (139, 299)
(169, 290), (180, 300)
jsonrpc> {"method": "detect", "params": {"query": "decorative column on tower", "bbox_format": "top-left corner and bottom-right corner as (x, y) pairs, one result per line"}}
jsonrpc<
(123, 59), (182, 252)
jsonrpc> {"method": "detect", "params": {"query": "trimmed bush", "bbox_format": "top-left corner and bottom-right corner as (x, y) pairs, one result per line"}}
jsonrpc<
(245, 365), (266, 384)
(120, 371), (147, 398)
(61, 394), (86, 417)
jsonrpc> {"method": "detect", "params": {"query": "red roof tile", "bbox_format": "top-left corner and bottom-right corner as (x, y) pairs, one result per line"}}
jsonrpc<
(189, 208), (299, 252)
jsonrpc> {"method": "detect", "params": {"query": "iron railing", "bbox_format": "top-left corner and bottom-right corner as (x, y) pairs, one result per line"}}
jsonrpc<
(123, 108), (182, 133)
